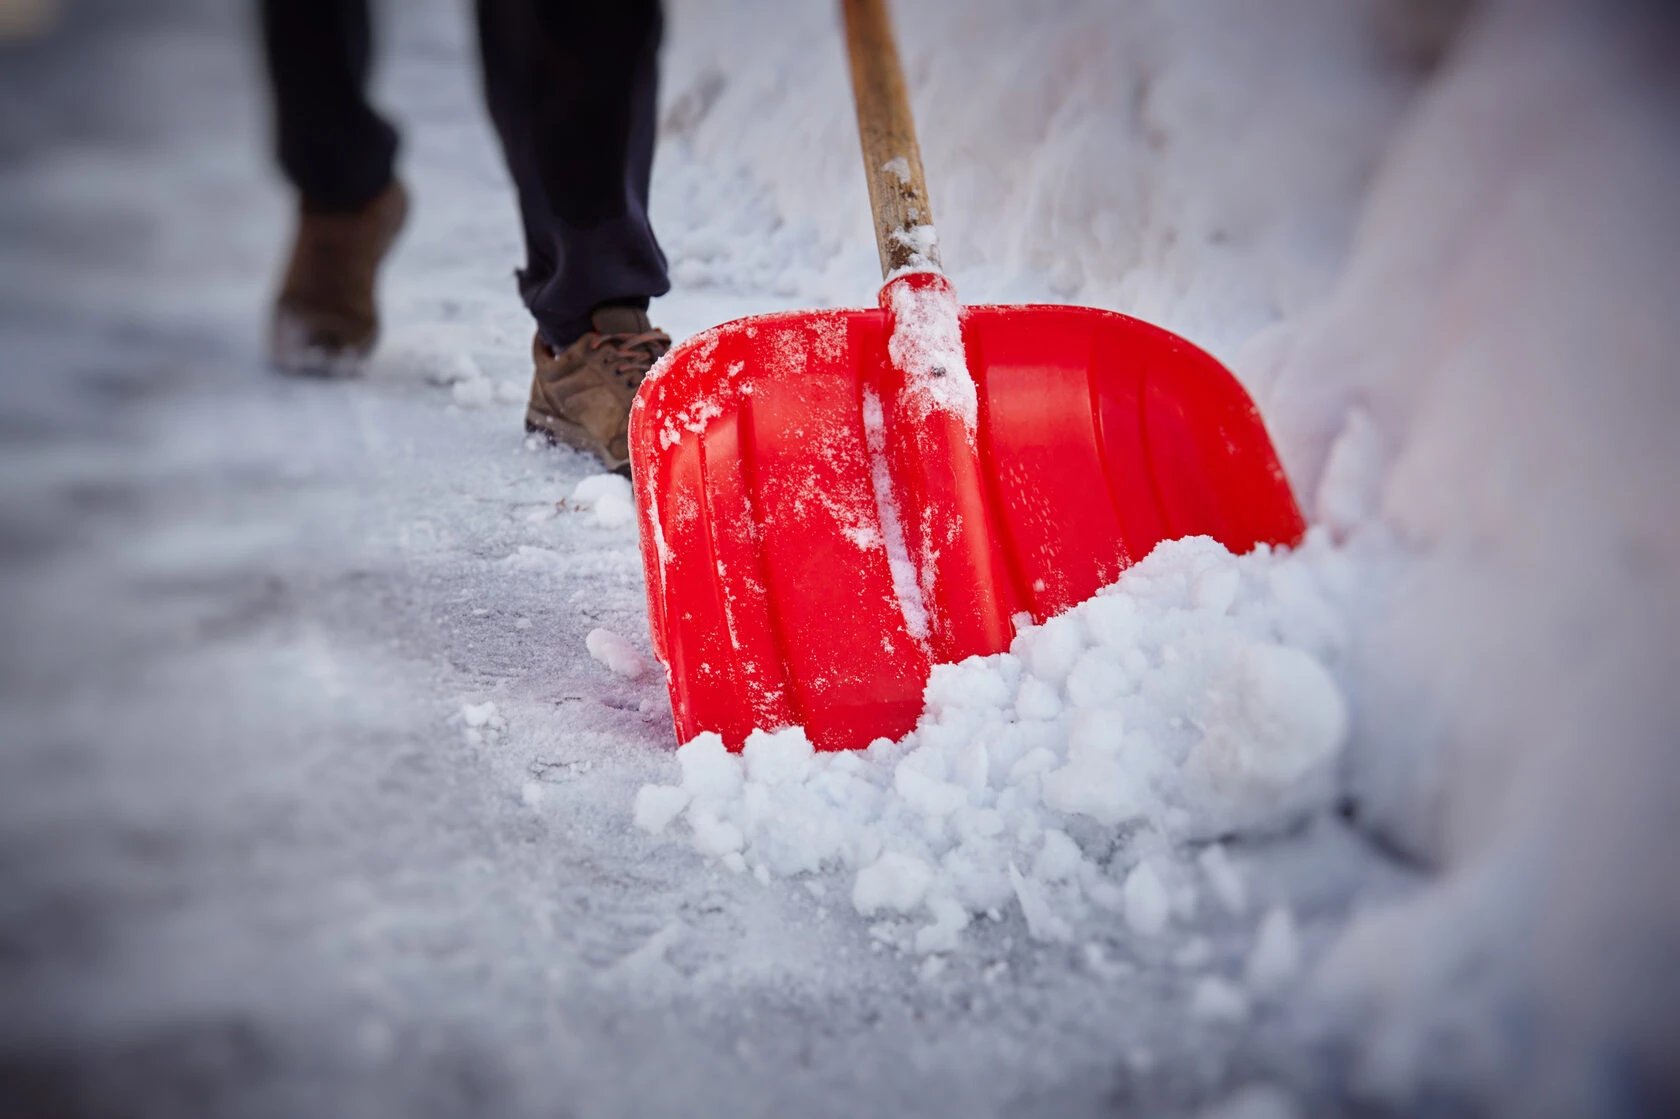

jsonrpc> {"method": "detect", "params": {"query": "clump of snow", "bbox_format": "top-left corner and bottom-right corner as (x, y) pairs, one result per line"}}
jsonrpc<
(458, 701), (506, 747)
(886, 223), (941, 274)
(565, 473), (636, 529)
(585, 628), (649, 680)
(1123, 859), (1174, 938)
(1197, 1084), (1303, 1119)
(635, 533), (1350, 952)
(378, 340), (523, 409)
(1190, 975), (1251, 1024)
(1198, 843), (1249, 916)
(883, 277), (978, 431)
(1245, 905), (1301, 994)
(855, 852), (935, 916)
(1312, 407), (1385, 538)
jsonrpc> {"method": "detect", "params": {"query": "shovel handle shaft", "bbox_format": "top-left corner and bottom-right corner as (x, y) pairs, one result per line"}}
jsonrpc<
(842, 0), (941, 279)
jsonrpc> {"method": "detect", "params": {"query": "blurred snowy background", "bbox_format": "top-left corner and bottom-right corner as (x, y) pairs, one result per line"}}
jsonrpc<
(1, 0), (1676, 1116)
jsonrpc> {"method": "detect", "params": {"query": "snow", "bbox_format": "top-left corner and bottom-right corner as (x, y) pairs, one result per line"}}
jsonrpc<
(854, 852), (936, 916)
(1190, 976), (1252, 1025)
(635, 535), (1352, 953)
(585, 627), (650, 680)
(1198, 843), (1250, 916)
(565, 472), (638, 530)
(1197, 1083), (1302, 1119)
(1122, 859), (1175, 939)
(882, 274), (978, 429)
(1244, 905), (1302, 995)
(3, 0), (1676, 1115)
(860, 387), (930, 640)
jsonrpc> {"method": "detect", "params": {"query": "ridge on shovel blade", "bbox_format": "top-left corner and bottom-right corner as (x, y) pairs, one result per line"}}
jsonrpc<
(630, 272), (1305, 753)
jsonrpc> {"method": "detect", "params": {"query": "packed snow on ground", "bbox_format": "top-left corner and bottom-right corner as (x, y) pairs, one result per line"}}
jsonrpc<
(1, 0), (1676, 1116)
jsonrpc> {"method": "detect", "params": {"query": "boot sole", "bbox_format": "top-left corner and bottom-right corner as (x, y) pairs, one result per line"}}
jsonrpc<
(525, 409), (633, 478)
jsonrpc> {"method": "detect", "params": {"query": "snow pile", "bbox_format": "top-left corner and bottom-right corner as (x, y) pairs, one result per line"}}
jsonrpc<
(1242, 1), (1680, 1108)
(636, 532), (1350, 951)
(658, 0), (1409, 355)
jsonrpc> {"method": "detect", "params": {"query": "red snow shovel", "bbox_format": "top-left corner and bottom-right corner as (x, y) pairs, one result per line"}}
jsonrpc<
(629, 0), (1304, 752)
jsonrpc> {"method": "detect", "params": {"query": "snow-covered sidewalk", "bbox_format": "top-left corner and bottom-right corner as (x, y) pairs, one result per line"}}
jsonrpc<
(2, 1), (1676, 1116)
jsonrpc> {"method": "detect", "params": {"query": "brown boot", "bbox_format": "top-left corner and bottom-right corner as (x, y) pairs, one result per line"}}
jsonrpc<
(269, 182), (409, 376)
(526, 306), (670, 475)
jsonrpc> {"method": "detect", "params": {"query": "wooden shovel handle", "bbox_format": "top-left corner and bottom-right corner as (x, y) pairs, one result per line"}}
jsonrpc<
(842, 0), (941, 279)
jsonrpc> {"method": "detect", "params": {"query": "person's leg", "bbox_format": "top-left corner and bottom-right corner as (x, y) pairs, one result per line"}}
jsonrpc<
(473, 0), (670, 349)
(259, 0), (399, 212)
(260, 0), (408, 374)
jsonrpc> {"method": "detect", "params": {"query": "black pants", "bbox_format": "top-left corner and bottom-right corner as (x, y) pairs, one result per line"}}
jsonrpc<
(259, 0), (670, 347)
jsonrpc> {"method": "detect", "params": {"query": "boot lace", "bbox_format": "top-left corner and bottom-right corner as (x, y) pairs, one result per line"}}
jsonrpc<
(591, 330), (671, 389)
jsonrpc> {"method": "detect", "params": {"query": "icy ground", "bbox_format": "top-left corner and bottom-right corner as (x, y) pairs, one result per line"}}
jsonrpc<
(3, 0), (1678, 1116)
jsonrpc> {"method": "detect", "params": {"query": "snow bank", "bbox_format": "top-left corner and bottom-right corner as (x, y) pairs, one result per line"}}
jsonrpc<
(1236, 0), (1680, 1110)
(658, 0), (1410, 354)
(637, 533), (1352, 951)
(648, 0), (1679, 1107)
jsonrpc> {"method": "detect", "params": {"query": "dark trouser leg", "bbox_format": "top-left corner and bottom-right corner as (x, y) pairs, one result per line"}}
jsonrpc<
(474, 0), (671, 348)
(259, 0), (399, 213)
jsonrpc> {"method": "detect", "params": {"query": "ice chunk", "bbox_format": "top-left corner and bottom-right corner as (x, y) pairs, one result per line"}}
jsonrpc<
(1042, 751), (1143, 826)
(1245, 905), (1302, 993)
(1018, 614), (1085, 685)
(1123, 859), (1173, 937)
(1192, 566), (1241, 615)
(460, 701), (503, 730)
(1189, 976), (1251, 1023)
(1009, 863), (1073, 943)
(1033, 829), (1084, 882)
(633, 784), (690, 834)
(1197, 1084), (1302, 1119)
(854, 852), (935, 915)
(1065, 651), (1125, 706)
(742, 726), (815, 786)
(585, 628), (649, 679)
(567, 473), (636, 529)
(914, 895), (970, 954)
(690, 809), (744, 858)
(676, 734), (743, 801)
(894, 763), (968, 818)
(1198, 844), (1249, 915)
(1014, 676), (1062, 720)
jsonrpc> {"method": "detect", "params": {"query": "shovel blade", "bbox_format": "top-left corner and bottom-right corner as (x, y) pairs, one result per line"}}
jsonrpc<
(630, 286), (1304, 752)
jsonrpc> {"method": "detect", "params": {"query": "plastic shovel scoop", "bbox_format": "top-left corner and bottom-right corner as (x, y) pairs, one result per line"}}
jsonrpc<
(629, 0), (1305, 751)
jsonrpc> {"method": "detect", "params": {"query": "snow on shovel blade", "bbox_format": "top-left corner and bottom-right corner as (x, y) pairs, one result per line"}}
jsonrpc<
(630, 272), (1304, 752)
